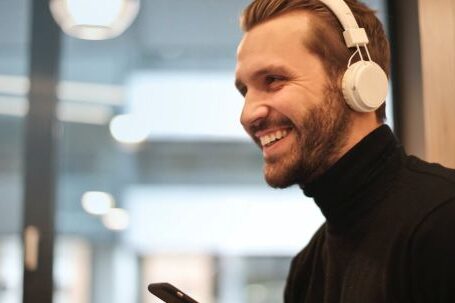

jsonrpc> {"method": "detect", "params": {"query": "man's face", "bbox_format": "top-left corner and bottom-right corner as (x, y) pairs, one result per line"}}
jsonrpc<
(235, 12), (352, 188)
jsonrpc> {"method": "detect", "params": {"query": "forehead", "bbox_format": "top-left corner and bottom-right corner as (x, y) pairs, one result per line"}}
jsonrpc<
(236, 11), (314, 76)
(239, 12), (312, 54)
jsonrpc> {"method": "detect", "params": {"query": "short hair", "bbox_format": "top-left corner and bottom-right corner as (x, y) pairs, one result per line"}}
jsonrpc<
(240, 0), (390, 122)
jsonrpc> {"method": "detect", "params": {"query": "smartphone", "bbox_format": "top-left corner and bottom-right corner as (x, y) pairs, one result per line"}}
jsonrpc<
(148, 282), (200, 303)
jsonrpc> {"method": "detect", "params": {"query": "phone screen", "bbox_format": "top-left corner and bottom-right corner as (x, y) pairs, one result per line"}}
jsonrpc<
(148, 283), (200, 303)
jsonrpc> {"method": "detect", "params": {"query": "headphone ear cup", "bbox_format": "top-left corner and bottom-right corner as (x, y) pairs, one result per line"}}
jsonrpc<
(342, 61), (388, 112)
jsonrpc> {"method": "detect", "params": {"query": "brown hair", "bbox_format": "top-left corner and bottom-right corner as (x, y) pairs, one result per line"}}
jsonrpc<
(240, 0), (390, 122)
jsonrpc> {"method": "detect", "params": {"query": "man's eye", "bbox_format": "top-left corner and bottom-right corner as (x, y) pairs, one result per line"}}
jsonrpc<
(265, 75), (284, 85)
(264, 75), (286, 91)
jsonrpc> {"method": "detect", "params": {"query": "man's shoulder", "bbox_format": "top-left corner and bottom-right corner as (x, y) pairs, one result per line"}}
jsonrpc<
(291, 223), (326, 266)
(404, 155), (455, 187)
(411, 197), (455, 247)
(377, 154), (455, 239)
(392, 155), (455, 206)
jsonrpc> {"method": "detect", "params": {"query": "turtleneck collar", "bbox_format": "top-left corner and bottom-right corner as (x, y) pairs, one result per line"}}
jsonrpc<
(302, 125), (405, 231)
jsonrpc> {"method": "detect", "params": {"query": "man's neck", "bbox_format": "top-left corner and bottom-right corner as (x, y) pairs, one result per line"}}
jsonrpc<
(339, 114), (382, 162)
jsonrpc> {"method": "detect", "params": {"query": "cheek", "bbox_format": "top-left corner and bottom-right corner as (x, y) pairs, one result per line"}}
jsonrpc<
(270, 89), (298, 110)
(271, 91), (313, 123)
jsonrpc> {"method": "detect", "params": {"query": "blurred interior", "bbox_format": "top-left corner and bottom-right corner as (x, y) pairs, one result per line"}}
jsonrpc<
(0, 1), (392, 303)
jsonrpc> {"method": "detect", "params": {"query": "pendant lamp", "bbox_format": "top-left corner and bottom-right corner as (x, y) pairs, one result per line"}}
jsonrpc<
(49, 0), (140, 40)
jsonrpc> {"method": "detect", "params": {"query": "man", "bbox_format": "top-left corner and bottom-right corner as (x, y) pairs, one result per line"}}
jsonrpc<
(234, 0), (455, 302)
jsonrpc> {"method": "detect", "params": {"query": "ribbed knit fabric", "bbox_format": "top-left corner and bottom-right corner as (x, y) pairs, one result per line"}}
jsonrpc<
(284, 125), (455, 303)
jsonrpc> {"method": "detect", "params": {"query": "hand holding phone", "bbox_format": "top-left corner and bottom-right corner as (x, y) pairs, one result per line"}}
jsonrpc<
(148, 283), (200, 303)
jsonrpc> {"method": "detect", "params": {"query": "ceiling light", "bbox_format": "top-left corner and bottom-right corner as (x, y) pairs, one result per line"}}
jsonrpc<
(81, 191), (114, 215)
(109, 114), (150, 144)
(102, 208), (130, 231)
(49, 0), (140, 40)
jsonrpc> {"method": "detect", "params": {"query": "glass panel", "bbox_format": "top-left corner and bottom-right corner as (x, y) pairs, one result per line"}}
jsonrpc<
(0, 0), (30, 302)
(54, 1), (390, 303)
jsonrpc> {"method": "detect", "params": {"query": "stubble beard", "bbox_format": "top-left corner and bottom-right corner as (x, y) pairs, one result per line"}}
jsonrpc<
(264, 85), (352, 188)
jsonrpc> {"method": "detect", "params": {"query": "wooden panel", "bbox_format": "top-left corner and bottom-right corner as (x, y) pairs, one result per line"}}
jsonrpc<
(418, 0), (455, 168)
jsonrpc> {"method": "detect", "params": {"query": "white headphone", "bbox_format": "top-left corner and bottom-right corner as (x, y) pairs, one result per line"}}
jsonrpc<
(318, 0), (388, 112)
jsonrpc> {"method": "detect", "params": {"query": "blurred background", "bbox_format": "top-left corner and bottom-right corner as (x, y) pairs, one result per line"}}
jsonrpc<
(0, 0), (393, 303)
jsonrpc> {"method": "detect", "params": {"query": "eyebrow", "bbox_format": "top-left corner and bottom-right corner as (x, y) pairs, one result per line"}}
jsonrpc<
(235, 64), (292, 93)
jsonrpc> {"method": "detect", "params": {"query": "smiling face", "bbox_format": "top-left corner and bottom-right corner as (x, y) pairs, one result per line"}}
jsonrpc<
(235, 11), (353, 188)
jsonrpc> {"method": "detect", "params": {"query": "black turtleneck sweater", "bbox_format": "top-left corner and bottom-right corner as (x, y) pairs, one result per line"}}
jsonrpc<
(284, 125), (455, 303)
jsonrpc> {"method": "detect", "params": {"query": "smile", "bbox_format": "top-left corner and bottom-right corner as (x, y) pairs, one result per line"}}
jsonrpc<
(259, 129), (291, 147)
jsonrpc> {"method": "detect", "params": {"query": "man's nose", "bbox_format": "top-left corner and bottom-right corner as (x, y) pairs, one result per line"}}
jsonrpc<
(240, 93), (269, 130)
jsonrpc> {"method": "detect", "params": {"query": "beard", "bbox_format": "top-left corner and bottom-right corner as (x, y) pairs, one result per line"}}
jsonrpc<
(264, 84), (352, 188)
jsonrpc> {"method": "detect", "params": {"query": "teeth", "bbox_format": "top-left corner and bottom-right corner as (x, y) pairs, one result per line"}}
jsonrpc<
(259, 129), (289, 147)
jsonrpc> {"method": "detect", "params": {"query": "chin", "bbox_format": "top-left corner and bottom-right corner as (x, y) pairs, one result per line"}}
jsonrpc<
(264, 164), (298, 189)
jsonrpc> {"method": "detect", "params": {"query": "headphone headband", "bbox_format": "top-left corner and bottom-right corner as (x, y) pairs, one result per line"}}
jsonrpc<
(318, 0), (369, 47)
